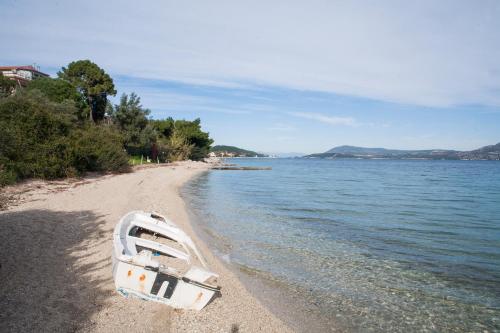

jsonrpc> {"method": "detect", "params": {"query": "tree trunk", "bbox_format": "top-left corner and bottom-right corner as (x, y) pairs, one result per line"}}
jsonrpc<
(88, 96), (94, 122)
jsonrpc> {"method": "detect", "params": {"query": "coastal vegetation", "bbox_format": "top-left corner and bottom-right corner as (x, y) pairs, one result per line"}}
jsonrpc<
(0, 60), (213, 186)
(210, 145), (267, 157)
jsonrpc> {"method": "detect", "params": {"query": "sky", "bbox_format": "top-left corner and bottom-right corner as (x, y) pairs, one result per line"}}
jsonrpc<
(1, 0), (499, 154)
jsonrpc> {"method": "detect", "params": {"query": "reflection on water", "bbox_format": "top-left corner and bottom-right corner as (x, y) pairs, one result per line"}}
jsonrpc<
(183, 159), (500, 332)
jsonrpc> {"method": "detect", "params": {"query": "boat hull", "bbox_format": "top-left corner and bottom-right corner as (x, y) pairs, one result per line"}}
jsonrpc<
(113, 260), (217, 310)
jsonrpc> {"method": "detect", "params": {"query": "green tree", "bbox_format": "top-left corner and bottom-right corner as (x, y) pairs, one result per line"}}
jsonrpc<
(111, 93), (155, 154)
(172, 118), (213, 160)
(150, 118), (175, 138)
(57, 60), (116, 122)
(0, 73), (16, 98)
(150, 117), (213, 161)
(27, 77), (87, 119)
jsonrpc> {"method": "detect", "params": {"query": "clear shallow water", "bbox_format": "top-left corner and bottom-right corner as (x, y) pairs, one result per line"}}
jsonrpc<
(183, 159), (500, 332)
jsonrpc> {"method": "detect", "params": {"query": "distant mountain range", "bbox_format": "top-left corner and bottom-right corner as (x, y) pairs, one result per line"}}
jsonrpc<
(210, 145), (268, 157)
(304, 143), (500, 160)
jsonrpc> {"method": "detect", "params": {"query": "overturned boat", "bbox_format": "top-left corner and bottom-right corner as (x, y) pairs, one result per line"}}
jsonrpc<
(112, 211), (220, 310)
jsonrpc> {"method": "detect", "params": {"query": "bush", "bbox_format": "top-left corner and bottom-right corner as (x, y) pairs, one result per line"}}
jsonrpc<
(0, 91), (76, 182)
(0, 91), (129, 186)
(0, 166), (16, 186)
(70, 125), (130, 173)
(27, 77), (87, 120)
(165, 132), (194, 162)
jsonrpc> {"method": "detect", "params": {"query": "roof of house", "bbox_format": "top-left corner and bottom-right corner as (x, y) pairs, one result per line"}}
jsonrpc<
(0, 65), (49, 76)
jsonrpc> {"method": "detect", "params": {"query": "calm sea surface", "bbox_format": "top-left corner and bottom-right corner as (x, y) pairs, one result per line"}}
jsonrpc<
(183, 159), (500, 332)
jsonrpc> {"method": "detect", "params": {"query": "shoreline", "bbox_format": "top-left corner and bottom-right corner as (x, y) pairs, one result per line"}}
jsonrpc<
(0, 162), (292, 332)
(181, 173), (336, 333)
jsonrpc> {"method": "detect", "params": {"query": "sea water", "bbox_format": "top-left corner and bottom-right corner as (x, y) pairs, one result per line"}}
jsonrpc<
(183, 159), (500, 332)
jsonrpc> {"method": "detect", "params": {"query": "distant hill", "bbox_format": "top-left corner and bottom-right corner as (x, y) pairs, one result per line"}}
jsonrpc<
(304, 143), (500, 160)
(325, 145), (431, 155)
(470, 142), (500, 154)
(210, 145), (268, 157)
(458, 143), (500, 160)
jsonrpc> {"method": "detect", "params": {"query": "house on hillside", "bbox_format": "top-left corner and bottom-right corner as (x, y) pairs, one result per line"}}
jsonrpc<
(0, 65), (49, 88)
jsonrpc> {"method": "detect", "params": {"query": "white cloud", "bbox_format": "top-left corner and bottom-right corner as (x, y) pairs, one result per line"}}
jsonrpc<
(289, 112), (357, 126)
(1, 0), (499, 107)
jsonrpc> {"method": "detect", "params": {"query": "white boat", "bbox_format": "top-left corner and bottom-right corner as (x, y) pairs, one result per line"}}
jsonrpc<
(112, 211), (220, 310)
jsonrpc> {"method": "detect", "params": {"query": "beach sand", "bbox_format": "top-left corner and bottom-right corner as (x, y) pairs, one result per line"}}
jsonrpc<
(0, 162), (292, 332)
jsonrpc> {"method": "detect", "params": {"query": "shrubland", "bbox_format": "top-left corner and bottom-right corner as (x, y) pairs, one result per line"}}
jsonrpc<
(0, 60), (213, 186)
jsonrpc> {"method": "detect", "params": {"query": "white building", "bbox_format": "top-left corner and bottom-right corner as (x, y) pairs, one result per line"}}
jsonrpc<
(0, 65), (49, 88)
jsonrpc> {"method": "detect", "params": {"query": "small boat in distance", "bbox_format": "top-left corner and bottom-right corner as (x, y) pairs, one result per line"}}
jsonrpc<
(112, 211), (220, 310)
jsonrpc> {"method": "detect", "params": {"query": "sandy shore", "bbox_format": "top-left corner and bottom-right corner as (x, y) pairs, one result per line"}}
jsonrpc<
(0, 162), (292, 332)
